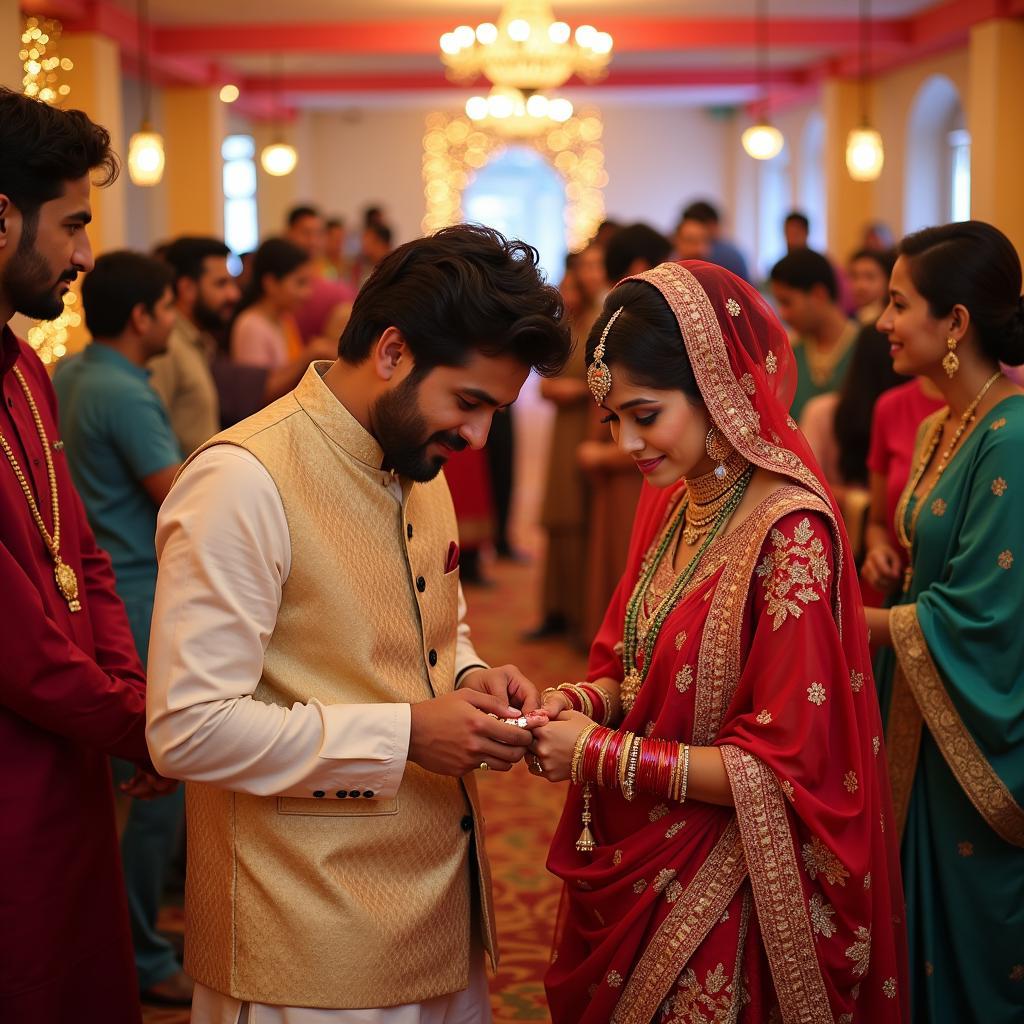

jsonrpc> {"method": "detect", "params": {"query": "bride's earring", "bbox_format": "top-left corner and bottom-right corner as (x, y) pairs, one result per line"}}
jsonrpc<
(942, 336), (960, 378)
(706, 427), (730, 480)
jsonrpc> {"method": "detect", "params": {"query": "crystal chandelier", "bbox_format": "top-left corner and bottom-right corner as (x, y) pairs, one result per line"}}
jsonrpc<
(440, 0), (612, 92)
(464, 86), (573, 139)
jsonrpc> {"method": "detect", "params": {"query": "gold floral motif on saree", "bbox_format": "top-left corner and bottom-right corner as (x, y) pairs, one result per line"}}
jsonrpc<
(844, 925), (871, 977)
(676, 665), (695, 693)
(992, 476), (1008, 496)
(890, 603), (1024, 847)
(991, 417), (1007, 431)
(756, 709), (772, 725)
(882, 977), (897, 999)
(843, 771), (859, 793)
(806, 682), (827, 706)
(800, 835), (850, 887)
(611, 822), (748, 1024)
(931, 498), (947, 517)
(957, 841), (974, 857)
(808, 893), (837, 938)
(998, 549), (1014, 569)
(720, 747), (834, 1024)
(850, 669), (865, 693)
(666, 820), (686, 839)
(755, 517), (831, 631)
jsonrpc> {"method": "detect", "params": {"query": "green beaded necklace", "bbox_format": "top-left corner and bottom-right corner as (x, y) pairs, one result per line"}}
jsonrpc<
(619, 466), (753, 712)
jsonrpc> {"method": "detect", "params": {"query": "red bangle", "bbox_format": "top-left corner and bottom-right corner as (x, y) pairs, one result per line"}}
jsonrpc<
(580, 727), (609, 783)
(579, 685), (606, 724)
(601, 731), (626, 788)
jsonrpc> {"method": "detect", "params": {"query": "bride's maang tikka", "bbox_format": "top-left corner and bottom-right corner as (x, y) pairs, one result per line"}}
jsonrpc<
(587, 306), (624, 403)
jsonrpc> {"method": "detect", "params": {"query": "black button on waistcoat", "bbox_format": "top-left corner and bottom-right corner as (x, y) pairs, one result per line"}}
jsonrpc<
(428, 649), (438, 667)
(336, 791), (348, 799)
(460, 815), (473, 832)
(416, 576), (426, 593)
(313, 790), (325, 798)
(407, 523), (413, 540)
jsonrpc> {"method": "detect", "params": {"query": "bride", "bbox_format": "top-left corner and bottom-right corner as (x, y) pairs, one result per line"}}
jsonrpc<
(528, 261), (908, 1023)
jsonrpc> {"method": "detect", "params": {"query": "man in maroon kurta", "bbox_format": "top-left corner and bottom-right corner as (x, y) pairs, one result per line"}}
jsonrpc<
(0, 87), (168, 1022)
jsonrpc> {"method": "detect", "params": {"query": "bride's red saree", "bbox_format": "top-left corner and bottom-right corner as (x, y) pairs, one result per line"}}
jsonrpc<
(545, 263), (908, 1023)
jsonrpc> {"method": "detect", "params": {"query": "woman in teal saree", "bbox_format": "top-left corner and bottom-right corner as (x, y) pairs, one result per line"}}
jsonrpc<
(865, 221), (1024, 1023)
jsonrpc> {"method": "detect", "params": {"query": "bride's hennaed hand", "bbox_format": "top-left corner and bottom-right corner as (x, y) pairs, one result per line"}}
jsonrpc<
(530, 710), (593, 783)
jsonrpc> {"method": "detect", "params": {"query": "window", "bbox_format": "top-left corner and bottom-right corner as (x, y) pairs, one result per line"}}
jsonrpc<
(948, 128), (971, 222)
(462, 146), (567, 284)
(222, 134), (259, 270)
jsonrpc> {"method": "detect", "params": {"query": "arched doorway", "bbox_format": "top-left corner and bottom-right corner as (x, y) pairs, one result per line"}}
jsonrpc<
(463, 145), (568, 284)
(905, 75), (969, 233)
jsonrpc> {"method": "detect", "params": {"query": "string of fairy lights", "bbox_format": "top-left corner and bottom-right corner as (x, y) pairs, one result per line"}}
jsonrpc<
(421, 108), (607, 251)
(21, 16), (80, 366)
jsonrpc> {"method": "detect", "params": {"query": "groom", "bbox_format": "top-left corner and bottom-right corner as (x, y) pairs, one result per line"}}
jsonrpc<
(145, 224), (570, 1021)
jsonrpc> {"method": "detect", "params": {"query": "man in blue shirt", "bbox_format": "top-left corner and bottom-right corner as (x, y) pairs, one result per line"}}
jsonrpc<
(53, 250), (190, 1008)
(679, 199), (750, 282)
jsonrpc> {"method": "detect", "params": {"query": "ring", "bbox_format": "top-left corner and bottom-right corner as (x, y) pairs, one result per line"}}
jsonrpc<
(528, 755), (544, 775)
(478, 761), (490, 772)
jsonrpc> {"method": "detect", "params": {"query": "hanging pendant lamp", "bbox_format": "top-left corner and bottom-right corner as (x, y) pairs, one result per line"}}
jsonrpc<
(742, 0), (784, 161)
(127, 0), (165, 186)
(846, 0), (884, 181)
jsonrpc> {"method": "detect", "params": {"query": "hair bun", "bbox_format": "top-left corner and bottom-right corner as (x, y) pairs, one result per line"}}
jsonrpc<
(999, 294), (1024, 367)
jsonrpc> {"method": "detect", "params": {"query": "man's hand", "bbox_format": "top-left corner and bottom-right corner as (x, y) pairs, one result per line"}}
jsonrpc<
(119, 769), (179, 800)
(459, 664), (544, 715)
(408, 689), (539, 776)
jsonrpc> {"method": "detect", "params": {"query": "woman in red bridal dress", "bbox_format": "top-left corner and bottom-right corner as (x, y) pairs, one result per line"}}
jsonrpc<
(529, 261), (908, 1023)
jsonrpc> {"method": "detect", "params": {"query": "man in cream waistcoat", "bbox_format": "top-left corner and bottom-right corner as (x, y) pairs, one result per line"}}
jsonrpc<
(145, 225), (570, 1023)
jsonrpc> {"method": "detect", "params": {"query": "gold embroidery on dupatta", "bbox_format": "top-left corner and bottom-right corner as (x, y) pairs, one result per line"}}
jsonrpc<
(801, 835), (850, 886)
(998, 550), (1014, 569)
(755, 517), (831, 631)
(891, 603), (1024, 847)
(720, 746), (834, 1024)
(808, 893), (837, 938)
(691, 488), (833, 746)
(844, 925), (871, 977)
(610, 821), (747, 1024)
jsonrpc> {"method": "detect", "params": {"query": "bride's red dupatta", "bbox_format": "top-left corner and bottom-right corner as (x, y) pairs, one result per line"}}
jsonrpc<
(545, 263), (908, 1023)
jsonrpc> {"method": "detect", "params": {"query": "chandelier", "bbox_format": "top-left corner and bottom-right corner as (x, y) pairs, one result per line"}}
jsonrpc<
(464, 86), (573, 139)
(440, 0), (612, 92)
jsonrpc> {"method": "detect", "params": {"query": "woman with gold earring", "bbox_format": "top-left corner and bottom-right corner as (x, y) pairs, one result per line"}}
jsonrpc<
(528, 261), (908, 1022)
(868, 220), (1024, 1023)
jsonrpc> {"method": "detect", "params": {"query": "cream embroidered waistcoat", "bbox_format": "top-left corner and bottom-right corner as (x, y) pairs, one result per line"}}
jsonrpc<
(179, 365), (496, 1009)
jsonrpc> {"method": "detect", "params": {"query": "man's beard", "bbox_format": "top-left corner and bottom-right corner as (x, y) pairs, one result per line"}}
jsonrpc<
(194, 293), (234, 332)
(370, 373), (467, 482)
(1, 221), (74, 321)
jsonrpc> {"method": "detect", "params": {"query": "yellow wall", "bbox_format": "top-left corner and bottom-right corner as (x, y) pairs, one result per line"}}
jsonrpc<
(867, 47), (970, 243)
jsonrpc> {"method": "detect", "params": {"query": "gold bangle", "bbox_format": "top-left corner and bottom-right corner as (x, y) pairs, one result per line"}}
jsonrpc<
(571, 723), (599, 784)
(557, 683), (592, 719)
(624, 735), (642, 801)
(594, 729), (616, 786)
(617, 732), (635, 797)
(679, 743), (691, 803)
(542, 687), (572, 714)
(670, 744), (684, 801)
(588, 683), (613, 725)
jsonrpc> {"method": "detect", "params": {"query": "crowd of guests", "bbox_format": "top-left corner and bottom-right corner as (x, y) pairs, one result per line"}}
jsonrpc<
(2, 83), (1022, 1023)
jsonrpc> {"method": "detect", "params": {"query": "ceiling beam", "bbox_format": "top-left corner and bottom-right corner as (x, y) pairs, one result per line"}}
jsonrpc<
(151, 16), (910, 58)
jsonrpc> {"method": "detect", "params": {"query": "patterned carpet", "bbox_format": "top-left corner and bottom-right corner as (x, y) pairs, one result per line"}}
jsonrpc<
(142, 552), (588, 1023)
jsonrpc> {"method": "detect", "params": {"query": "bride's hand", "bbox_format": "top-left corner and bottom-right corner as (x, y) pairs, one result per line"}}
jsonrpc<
(529, 711), (594, 783)
(539, 688), (572, 719)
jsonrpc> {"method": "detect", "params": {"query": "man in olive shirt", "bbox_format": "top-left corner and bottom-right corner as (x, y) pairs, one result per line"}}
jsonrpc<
(149, 236), (240, 455)
(53, 251), (191, 1007)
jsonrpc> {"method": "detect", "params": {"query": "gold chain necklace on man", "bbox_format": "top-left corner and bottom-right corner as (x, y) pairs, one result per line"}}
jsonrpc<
(895, 370), (1002, 593)
(682, 448), (749, 545)
(0, 366), (81, 611)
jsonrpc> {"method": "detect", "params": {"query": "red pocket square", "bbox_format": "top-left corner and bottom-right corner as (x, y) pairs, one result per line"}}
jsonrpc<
(445, 541), (461, 574)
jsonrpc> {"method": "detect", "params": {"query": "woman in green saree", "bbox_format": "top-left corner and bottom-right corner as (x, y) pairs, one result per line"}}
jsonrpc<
(865, 221), (1024, 1022)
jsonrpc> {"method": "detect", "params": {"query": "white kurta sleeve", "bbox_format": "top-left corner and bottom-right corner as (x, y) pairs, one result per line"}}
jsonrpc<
(145, 445), (410, 798)
(454, 583), (489, 685)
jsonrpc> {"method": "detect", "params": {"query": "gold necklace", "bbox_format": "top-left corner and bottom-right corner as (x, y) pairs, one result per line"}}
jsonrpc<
(894, 370), (1001, 593)
(682, 449), (750, 545)
(0, 366), (81, 611)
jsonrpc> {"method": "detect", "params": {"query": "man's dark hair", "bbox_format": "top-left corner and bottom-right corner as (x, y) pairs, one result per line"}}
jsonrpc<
(603, 223), (672, 284)
(286, 204), (320, 228)
(0, 87), (118, 228)
(82, 250), (173, 339)
(681, 200), (720, 226)
(161, 236), (231, 288)
(326, 217), (344, 231)
(363, 205), (384, 228)
(338, 224), (570, 377)
(365, 222), (392, 247)
(785, 210), (810, 233)
(770, 248), (837, 302)
(849, 247), (896, 278)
